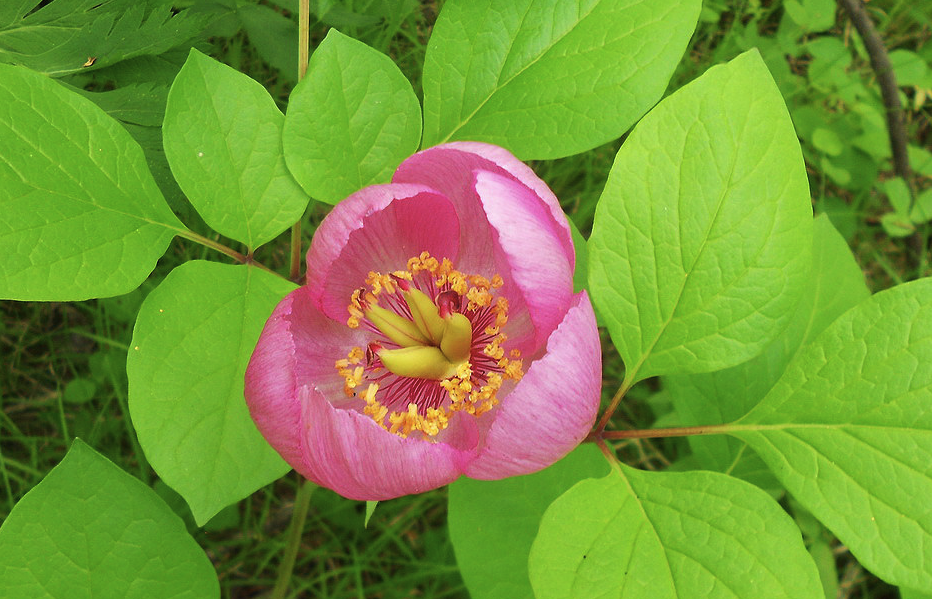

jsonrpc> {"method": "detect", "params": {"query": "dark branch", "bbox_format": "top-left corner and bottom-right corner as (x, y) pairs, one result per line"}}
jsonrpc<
(838, 0), (912, 185)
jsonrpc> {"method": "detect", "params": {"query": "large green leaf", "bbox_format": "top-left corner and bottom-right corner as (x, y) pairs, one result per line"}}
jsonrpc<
(731, 278), (932, 591)
(589, 50), (813, 382)
(0, 0), (205, 77)
(0, 64), (182, 301)
(164, 48), (308, 250)
(127, 261), (294, 524)
(0, 439), (218, 598)
(421, 0), (700, 159)
(449, 444), (608, 599)
(282, 29), (421, 205)
(528, 466), (823, 599)
(665, 215), (869, 490)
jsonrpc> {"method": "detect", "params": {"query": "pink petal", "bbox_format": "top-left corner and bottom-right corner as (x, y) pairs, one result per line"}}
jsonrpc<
(466, 292), (601, 480)
(474, 170), (574, 349)
(305, 184), (461, 322)
(298, 386), (477, 500)
(395, 142), (574, 270)
(245, 286), (365, 468)
(244, 288), (306, 470)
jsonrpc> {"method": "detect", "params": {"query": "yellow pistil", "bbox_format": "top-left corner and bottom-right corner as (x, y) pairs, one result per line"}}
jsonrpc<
(338, 251), (525, 438)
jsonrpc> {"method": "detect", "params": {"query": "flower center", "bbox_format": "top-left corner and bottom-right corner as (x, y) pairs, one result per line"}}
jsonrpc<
(334, 251), (524, 438)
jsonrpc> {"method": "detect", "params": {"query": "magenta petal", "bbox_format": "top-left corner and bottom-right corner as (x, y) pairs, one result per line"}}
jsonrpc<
(305, 184), (460, 322)
(465, 292), (601, 480)
(474, 170), (574, 348)
(244, 289), (305, 470)
(298, 386), (476, 500)
(395, 142), (574, 269)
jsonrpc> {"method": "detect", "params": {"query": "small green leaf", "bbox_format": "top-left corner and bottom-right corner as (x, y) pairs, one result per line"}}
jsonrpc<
(910, 189), (932, 224)
(449, 444), (608, 599)
(881, 212), (916, 237)
(422, 0), (701, 159)
(0, 64), (182, 301)
(812, 127), (843, 156)
(889, 50), (929, 87)
(0, 439), (219, 598)
(528, 466), (823, 599)
(568, 219), (589, 294)
(127, 261), (295, 524)
(164, 48), (308, 250)
(665, 215), (869, 489)
(364, 501), (378, 528)
(63, 378), (97, 404)
(282, 29), (422, 205)
(732, 278), (932, 591)
(589, 50), (813, 381)
(883, 177), (913, 215)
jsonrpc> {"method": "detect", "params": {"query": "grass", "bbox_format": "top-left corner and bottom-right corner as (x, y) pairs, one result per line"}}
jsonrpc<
(1, 0), (930, 597)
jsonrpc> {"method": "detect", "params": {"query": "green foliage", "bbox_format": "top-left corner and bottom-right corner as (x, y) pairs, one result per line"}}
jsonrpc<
(528, 466), (823, 599)
(448, 444), (608, 599)
(282, 29), (422, 204)
(126, 261), (294, 524)
(0, 0), (206, 76)
(589, 50), (813, 381)
(665, 214), (870, 490)
(1, 0), (931, 596)
(164, 48), (308, 250)
(0, 63), (181, 301)
(732, 277), (932, 591)
(421, 0), (701, 159)
(0, 439), (218, 598)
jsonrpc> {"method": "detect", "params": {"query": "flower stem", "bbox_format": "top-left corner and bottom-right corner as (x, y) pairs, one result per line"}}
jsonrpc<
(289, 0), (311, 284)
(270, 479), (316, 599)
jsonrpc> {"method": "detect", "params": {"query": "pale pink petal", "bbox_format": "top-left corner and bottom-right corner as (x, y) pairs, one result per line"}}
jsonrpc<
(395, 142), (574, 269)
(298, 386), (477, 500)
(465, 292), (601, 480)
(474, 170), (574, 349)
(305, 184), (461, 322)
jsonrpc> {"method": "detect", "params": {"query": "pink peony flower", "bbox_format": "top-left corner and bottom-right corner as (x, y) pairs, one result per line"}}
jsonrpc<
(245, 142), (602, 500)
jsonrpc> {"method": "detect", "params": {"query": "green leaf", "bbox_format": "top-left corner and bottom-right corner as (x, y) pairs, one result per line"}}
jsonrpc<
(127, 261), (295, 525)
(449, 444), (608, 599)
(528, 466), (823, 599)
(881, 212), (916, 237)
(422, 0), (701, 159)
(0, 439), (219, 598)
(811, 127), (843, 156)
(568, 219), (589, 294)
(0, 64), (182, 301)
(589, 50), (813, 381)
(282, 29), (421, 205)
(164, 48), (308, 250)
(884, 177), (913, 215)
(0, 0), (206, 77)
(909, 188), (932, 224)
(237, 3), (299, 83)
(783, 0), (836, 32)
(665, 215), (869, 489)
(731, 278), (932, 591)
(889, 50), (929, 87)
(364, 501), (378, 528)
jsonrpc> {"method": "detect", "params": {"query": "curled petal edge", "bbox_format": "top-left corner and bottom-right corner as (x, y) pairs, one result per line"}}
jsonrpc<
(466, 291), (602, 480)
